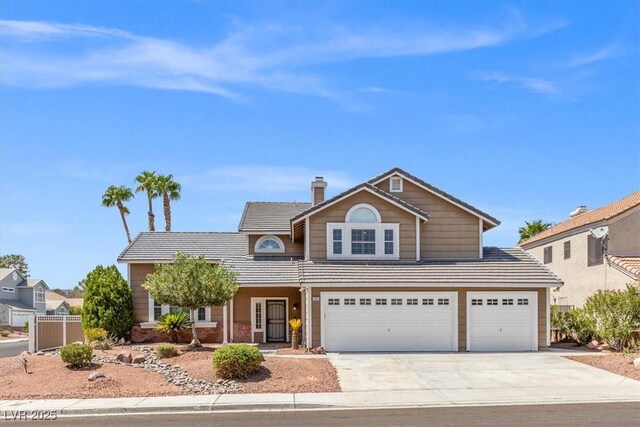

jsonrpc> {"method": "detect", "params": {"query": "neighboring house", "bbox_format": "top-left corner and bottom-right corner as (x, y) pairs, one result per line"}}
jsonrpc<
(0, 268), (49, 327)
(520, 191), (640, 308)
(118, 167), (562, 352)
(45, 291), (83, 313)
(45, 299), (71, 315)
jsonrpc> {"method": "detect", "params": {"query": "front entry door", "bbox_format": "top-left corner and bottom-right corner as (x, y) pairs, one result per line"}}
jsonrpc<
(266, 300), (286, 342)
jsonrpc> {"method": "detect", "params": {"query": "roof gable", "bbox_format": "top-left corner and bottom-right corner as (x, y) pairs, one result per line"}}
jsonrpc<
(368, 167), (500, 227)
(520, 190), (640, 247)
(290, 183), (430, 226)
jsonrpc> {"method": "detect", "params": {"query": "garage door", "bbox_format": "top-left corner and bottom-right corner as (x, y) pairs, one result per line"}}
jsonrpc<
(322, 292), (457, 352)
(467, 292), (538, 352)
(12, 311), (33, 327)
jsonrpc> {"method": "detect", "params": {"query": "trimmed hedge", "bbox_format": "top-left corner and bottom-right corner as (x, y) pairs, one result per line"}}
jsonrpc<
(60, 343), (93, 368)
(212, 344), (263, 379)
(156, 343), (179, 359)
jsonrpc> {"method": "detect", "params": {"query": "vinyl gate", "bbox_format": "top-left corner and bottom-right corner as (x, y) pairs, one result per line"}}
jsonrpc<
(28, 315), (84, 352)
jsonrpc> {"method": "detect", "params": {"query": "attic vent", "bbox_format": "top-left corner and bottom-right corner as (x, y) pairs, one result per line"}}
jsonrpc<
(390, 176), (403, 192)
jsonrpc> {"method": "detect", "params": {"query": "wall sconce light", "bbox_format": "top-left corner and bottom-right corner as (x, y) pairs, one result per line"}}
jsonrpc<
(293, 303), (299, 311)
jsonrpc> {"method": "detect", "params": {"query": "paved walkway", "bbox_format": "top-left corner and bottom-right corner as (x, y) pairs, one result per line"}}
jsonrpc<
(2, 351), (638, 416)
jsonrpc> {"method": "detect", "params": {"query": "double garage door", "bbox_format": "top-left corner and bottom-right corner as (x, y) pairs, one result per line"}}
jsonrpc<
(321, 291), (538, 352)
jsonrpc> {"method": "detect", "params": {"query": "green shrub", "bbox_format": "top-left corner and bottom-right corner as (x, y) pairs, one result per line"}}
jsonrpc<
(212, 344), (263, 379)
(85, 327), (108, 343)
(565, 308), (594, 345)
(69, 306), (83, 315)
(60, 343), (93, 368)
(82, 265), (134, 338)
(156, 343), (179, 359)
(23, 322), (29, 333)
(582, 284), (640, 350)
(0, 330), (10, 337)
(156, 312), (191, 343)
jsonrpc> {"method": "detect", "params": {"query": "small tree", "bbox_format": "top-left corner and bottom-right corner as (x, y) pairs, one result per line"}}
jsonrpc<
(143, 252), (239, 347)
(0, 254), (29, 277)
(82, 265), (134, 338)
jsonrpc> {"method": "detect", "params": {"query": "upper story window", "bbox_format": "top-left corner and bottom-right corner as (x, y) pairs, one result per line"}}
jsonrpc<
(327, 203), (399, 260)
(1, 287), (15, 293)
(255, 235), (285, 254)
(390, 176), (403, 192)
(35, 286), (45, 303)
(543, 246), (552, 264)
(587, 235), (604, 267)
(564, 241), (571, 260)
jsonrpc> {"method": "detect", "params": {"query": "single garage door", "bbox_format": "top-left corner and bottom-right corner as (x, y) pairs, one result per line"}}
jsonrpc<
(322, 292), (457, 352)
(12, 310), (33, 327)
(467, 291), (538, 352)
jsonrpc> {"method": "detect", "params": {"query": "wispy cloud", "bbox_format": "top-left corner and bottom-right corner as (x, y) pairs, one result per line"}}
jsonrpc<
(0, 13), (564, 101)
(473, 71), (560, 95)
(358, 86), (411, 96)
(181, 165), (354, 193)
(565, 44), (623, 68)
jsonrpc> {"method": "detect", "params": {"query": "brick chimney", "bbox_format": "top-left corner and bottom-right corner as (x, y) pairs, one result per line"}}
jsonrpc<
(311, 176), (327, 206)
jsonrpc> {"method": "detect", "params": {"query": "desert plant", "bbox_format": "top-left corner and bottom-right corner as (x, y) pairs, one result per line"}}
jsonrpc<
(582, 283), (640, 350)
(154, 174), (181, 231)
(156, 343), (179, 359)
(0, 330), (10, 337)
(156, 312), (192, 343)
(135, 170), (158, 232)
(60, 343), (93, 368)
(82, 265), (134, 339)
(289, 318), (302, 350)
(84, 327), (108, 343)
(518, 219), (552, 243)
(212, 344), (263, 379)
(101, 185), (135, 244)
(93, 334), (118, 350)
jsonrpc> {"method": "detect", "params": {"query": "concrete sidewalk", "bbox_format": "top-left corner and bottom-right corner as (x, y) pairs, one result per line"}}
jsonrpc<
(2, 382), (639, 417)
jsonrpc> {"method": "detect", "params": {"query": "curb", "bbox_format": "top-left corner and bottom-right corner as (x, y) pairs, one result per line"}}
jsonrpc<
(0, 338), (29, 344)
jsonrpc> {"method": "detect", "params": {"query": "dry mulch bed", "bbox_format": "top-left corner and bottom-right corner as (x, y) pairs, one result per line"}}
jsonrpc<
(566, 352), (640, 381)
(170, 347), (340, 393)
(0, 330), (27, 341)
(0, 354), (184, 399)
(275, 348), (310, 356)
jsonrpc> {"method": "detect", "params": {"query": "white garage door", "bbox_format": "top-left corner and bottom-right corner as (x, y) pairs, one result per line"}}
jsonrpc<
(322, 292), (457, 352)
(12, 311), (33, 327)
(467, 292), (538, 352)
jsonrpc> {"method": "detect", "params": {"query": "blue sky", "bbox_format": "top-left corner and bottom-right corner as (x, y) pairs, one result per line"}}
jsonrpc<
(1, 1), (638, 289)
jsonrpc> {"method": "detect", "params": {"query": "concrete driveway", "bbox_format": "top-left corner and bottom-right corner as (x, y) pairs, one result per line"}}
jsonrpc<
(327, 352), (640, 405)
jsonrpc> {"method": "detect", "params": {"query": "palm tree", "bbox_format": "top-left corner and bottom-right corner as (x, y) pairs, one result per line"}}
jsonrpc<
(155, 174), (182, 231)
(135, 170), (158, 232)
(102, 185), (135, 243)
(518, 219), (552, 243)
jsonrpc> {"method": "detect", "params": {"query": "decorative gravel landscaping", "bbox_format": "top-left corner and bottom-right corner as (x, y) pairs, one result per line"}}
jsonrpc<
(566, 352), (640, 381)
(0, 345), (341, 400)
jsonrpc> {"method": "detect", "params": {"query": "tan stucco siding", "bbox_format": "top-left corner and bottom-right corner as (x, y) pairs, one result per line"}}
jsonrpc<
(130, 263), (154, 323)
(308, 191), (417, 261)
(248, 234), (304, 257)
(608, 207), (640, 256)
(376, 178), (480, 258)
(309, 287), (547, 351)
(526, 228), (635, 307)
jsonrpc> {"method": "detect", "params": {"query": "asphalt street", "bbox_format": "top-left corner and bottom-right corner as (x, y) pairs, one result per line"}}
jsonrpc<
(0, 340), (28, 358)
(3, 403), (639, 426)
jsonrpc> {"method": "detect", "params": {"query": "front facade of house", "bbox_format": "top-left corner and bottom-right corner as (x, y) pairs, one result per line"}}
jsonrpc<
(119, 168), (562, 352)
(0, 268), (49, 327)
(520, 192), (640, 308)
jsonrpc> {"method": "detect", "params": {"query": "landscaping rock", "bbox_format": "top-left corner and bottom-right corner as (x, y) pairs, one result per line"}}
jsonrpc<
(132, 355), (146, 364)
(634, 357), (640, 370)
(20, 351), (30, 357)
(596, 344), (609, 351)
(116, 351), (132, 364)
(587, 340), (599, 350)
(88, 371), (105, 381)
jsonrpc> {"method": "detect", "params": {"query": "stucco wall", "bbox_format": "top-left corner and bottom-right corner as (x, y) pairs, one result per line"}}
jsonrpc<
(608, 207), (640, 256)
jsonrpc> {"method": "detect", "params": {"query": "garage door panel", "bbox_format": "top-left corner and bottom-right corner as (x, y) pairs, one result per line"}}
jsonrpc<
(322, 292), (457, 352)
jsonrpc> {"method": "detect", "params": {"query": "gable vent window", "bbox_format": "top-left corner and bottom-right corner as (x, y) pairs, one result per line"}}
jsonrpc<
(255, 235), (285, 254)
(407, 298), (418, 305)
(437, 298), (450, 306)
(543, 246), (553, 264)
(487, 299), (498, 306)
(564, 241), (571, 260)
(422, 298), (434, 306)
(471, 299), (483, 306)
(390, 176), (403, 192)
(359, 298), (371, 306)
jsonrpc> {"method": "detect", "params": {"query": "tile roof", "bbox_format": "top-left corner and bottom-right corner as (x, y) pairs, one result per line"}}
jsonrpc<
(368, 167), (500, 226)
(0, 268), (14, 281)
(224, 257), (302, 285)
(520, 191), (640, 247)
(0, 299), (37, 311)
(298, 247), (562, 287)
(118, 232), (246, 262)
(46, 300), (69, 311)
(607, 256), (640, 279)
(239, 202), (311, 232)
(46, 291), (83, 307)
(290, 183), (431, 223)
(23, 279), (47, 288)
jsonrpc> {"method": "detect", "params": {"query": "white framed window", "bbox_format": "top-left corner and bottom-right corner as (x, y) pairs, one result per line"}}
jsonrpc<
(148, 297), (212, 324)
(327, 204), (399, 260)
(255, 235), (285, 253)
(255, 302), (262, 330)
(390, 176), (403, 192)
(1, 287), (15, 293)
(34, 286), (45, 303)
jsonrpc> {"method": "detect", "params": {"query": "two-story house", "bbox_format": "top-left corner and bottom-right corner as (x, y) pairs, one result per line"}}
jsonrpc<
(520, 191), (640, 308)
(0, 268), (49, 327)
(118, 168), (562, 352)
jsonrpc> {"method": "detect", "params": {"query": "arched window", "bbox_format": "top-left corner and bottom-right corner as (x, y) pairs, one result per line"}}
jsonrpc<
(346, 204), (381, 223)
(255, 235), (285, 253)
(34, 286), (45, 303)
